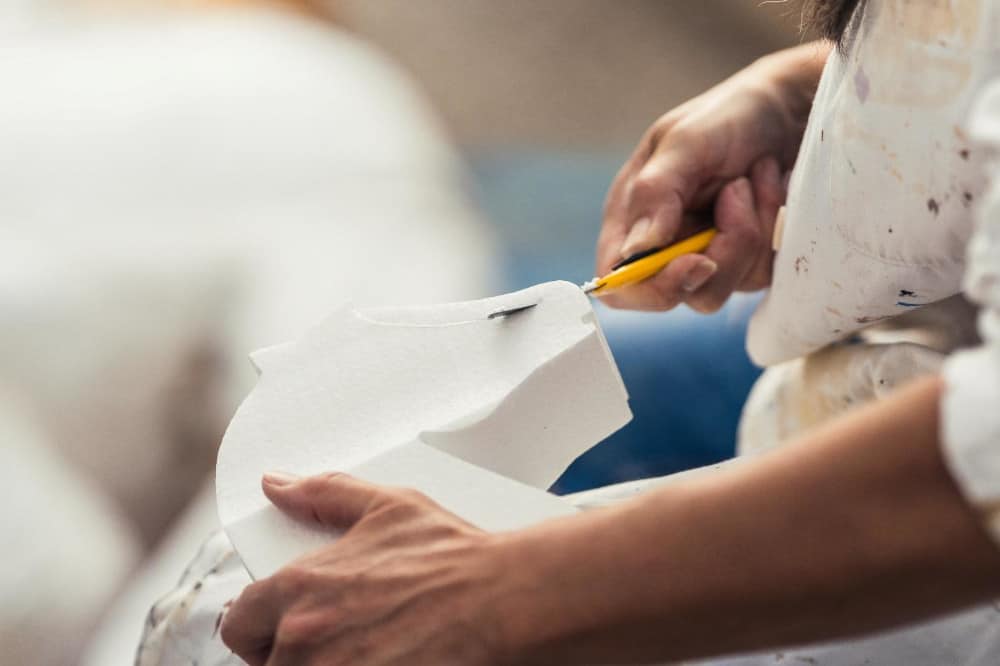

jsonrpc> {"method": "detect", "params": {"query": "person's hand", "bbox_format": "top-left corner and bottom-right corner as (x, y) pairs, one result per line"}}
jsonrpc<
(597, 43), (828, 312)
(220, 472), (508, 666)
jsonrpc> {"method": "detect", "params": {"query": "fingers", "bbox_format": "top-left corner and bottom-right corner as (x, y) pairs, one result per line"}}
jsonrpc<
(598, 144), (782, 312)
(742, 156), (785, 289)
(596, 155), (651, 276)
(265, 642), (311, 666)
(599, 252), (714, 311)
(602, 168), (774, 313)
(620, 147), (701, 258)
(221, 581), (284, 665)
(224, 471), (368, 665)
(601, 175), (757, 313)
(681, 158), (783, 311)
(265, 612), (334, 666)
(262, 472), (384, 531)
(751, 156), (783, 224)
(597, 132), (704, 277)
(682, 177), (761, 313)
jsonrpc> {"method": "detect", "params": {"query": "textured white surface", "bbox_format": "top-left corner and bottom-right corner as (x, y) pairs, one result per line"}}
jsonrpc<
(730, 2), (1000, 664)
(217, 281), (631, 579)
(748, 0), (999, 366)
(942, 78), (1000, 534)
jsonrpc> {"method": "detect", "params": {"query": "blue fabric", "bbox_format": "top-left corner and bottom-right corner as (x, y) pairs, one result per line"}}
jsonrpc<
(468, 151), (762, 492)
(553, 300), (761, 493)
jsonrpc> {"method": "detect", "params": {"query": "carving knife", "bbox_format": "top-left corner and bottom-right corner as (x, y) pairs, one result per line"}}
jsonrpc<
(489, 228), (717, 319)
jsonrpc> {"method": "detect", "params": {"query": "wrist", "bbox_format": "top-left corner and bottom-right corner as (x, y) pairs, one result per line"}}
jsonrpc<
(485, 525), (572, 665)
(742, 41), (831, 162)
(486, 511), (620, 666)
(486, 495), (692, 666)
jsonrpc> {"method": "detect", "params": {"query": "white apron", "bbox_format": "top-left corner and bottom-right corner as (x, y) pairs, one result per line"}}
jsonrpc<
(733, 1), (1000, 664)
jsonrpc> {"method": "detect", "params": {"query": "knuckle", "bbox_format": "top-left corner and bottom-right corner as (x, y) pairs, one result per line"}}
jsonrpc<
(276, 612), (325, 648)
(302, 471), (348, 495)
(228, 580), (266, 617)
(662, 122), (701, 155)
(686, 292), (726, 314)
(218, 613), (240, 648)
(629, 171), (670, 204)
(725, 219), (763, 252)
(389, 486), (427, 506)
(333, 567), (366, 590)
(364, 487), (426, 524)
(276, 565), (317, 597)
(383, 500), (422, 524)
(650, 111), (683, 141)
(641, 120), (667, 153)
(299, 475), (332, 498)
(425, 520), (469, 541)
(603, 171), (631, 217)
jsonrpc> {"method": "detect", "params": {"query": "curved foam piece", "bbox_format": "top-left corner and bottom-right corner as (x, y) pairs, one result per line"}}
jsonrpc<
(217, 281), (631, 579)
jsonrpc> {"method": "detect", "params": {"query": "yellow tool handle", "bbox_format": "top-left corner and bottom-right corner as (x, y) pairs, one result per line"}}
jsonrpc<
(589, 228), (717, 295)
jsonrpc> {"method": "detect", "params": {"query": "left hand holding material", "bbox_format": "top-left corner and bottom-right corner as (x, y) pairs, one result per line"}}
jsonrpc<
(219, 379), (1000, 665)
(220, 472), (509, 666)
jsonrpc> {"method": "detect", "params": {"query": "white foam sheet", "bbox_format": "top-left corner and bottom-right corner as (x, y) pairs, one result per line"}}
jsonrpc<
(217, 281), (631, 579)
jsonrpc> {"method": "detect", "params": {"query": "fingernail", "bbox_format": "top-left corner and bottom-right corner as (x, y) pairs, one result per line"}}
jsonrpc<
(682, 259), (718, 292)
(263, 471), (300, 487)
(620, 217), (652, 257)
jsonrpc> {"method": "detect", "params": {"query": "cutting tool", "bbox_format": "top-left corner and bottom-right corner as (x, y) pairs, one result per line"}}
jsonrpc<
(489, 227), (717, 318)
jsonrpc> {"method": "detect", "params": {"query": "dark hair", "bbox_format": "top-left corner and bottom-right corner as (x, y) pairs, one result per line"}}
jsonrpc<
(801, 0), (866, 50)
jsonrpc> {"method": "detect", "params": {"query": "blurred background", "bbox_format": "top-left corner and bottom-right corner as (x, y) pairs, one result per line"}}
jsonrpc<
(0, 1), (804, 663)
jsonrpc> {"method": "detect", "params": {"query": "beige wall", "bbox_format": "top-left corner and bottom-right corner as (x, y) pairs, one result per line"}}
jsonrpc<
(339, 0), (807, 150)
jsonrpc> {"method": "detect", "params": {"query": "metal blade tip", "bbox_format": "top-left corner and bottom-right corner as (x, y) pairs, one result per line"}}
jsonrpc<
(487, 303), (538, 319)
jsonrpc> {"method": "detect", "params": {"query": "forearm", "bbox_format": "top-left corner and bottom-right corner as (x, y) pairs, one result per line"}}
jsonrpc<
(495, 376), (1000, 664)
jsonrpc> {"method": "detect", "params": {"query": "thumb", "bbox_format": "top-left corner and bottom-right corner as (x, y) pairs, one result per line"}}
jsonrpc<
(262, 471), (381, 530)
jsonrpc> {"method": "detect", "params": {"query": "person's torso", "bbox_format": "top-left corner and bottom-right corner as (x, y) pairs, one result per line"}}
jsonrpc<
(748, 0), (1000, 367)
